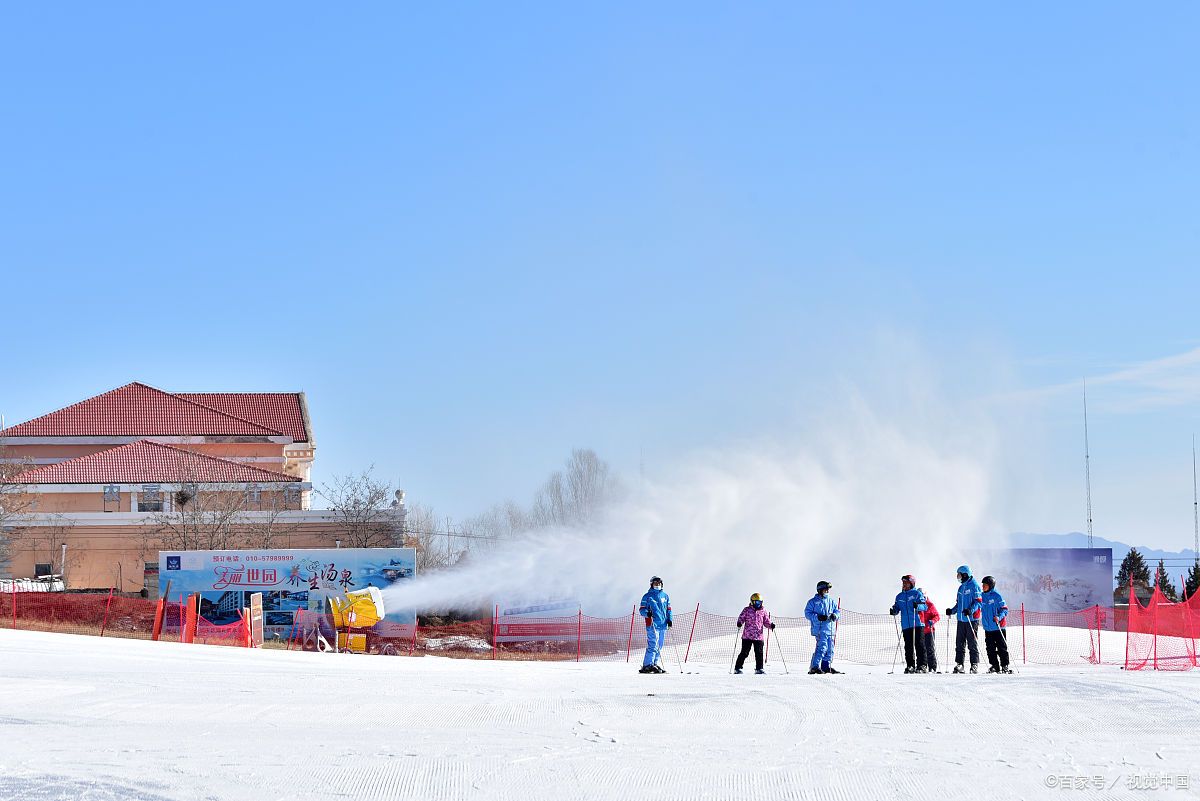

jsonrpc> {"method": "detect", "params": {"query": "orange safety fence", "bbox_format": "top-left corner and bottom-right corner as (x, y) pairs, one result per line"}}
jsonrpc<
(1, 590), (250, 648)
(1124, 584), (1200, 671)
(8, 587), (1200, 671)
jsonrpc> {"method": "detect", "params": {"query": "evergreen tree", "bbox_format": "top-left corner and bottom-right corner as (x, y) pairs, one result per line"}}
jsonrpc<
(1185, 559), (1200, 600)
(1115, 548), (1152, 603)
(1154, 559), (1179, 602)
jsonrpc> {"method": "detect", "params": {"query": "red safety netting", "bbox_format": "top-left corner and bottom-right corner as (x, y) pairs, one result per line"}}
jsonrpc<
(1124, 586), (1199, 671)
(5, 590), (1160, 668)
(0, 590), (251, 648)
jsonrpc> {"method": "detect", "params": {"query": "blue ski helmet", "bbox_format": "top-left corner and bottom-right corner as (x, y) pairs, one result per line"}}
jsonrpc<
(956, 565), (972, 582)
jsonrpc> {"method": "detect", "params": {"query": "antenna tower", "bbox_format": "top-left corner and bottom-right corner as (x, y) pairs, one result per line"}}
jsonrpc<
(1083, 382), (1094, 550)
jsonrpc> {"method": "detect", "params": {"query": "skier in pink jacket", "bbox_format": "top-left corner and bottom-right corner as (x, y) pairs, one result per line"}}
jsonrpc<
(734, 593), (776, 674)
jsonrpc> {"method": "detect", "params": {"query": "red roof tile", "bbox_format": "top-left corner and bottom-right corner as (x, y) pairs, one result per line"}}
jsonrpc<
(15, 440), (302, 484)
(177, 393), (309, 443)
(0, 383), (285, 438)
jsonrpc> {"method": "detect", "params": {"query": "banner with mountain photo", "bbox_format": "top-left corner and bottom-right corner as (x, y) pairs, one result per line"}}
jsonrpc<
(965, 548), (1113, 614)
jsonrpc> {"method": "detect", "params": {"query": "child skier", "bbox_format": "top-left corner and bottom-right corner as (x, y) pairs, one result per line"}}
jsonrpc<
(638, 576), (672, 674)
(804, 580), (841, 674)
(979, 575), (1012, 674)
(945, 564), (983, 673)
(918, 589), (941, 673)
(734, 593), (775, 674)
(889, 574), (928, 673)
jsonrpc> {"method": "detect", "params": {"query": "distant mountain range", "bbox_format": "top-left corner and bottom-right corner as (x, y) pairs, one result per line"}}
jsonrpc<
(1011, 532), (1198, 581)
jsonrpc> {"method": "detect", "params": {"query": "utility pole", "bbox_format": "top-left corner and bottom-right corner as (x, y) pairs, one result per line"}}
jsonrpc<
(1083, 382), (1094, 550)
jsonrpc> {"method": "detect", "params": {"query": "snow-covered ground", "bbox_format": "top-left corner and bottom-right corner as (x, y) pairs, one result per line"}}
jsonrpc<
(2, 629), (1198, 801)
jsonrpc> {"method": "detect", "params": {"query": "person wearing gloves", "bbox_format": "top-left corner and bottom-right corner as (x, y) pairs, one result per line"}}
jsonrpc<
(979, 575), (1012, 674)
(638, 576), (673, 674)
(889, 574), (928, 673)
(804, 580), (841, 674)
(918, 589), (941, 673)
(945, 564), (983, 674)
(734, 593), (775, 674)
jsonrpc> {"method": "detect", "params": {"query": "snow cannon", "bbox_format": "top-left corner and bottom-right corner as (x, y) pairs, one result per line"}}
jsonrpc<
(328, 586), (386, 630)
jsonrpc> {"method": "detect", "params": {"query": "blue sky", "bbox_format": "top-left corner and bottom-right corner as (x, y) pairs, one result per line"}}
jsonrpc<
(3, 5), (1199, 547)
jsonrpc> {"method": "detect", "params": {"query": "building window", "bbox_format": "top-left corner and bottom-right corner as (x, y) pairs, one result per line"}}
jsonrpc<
(138, 484), (164, 513)
(35, 562), (53, 578)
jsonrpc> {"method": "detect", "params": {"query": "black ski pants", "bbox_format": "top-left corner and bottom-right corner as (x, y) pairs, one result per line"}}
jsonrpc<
(923, 629), (938, 672)
(735, 638), (764, 671)
(985, 629), (1010, 670)
(955, 620), (980, 666)
(902, 627), (927, 670)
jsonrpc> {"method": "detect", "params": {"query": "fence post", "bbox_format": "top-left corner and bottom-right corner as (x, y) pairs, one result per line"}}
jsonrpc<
(1020, 604), (1026, 665)
(100, 587), (115, 638)
(626, 605), (636, 662)
(1094, 604), (1101, 664)
(684, 603), (700, 662)
(410, 618), (419, 656)
(10, 588), (16, 630)
(1124, 578), (1132, 670)
(1153, 589), (1160, 670)
(576, 610), (582, 662)
(492, 604), (498, 661)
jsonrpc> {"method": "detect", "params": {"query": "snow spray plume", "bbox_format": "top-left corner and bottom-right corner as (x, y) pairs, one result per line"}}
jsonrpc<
(384, 398), (1003, 618)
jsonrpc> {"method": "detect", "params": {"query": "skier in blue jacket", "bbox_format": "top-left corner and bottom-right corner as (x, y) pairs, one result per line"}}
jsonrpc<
(889, 575), (928, 673)
(944, 564), (983, 673)
(804, 580), (841, 674)
(979, 575), (1012, 674)
(638, 576), (672, 674)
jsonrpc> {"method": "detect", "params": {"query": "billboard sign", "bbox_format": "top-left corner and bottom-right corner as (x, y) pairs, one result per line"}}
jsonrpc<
(968, 548), (1113, 612)
(159, 548), (416, 638)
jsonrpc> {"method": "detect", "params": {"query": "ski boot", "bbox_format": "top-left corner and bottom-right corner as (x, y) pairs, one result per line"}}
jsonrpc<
(652, 664), (667, 674)
(987, 665), (1000, 674)
(639, 665), (656, 674)
(808, 667), (823, 675)
(1001, 667), (1014, 674)
(754, 668), (765, 675)
(952, 664), (965, 674)
(916, 666), (928, 674)
(903, 666), (914, 674)
(824, 667), (842, 674)
(969, 664), (979, 674)
(734, 668), (744, 674)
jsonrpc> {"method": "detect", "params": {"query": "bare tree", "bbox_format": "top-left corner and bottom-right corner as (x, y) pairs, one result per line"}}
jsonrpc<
(318, 468), (404, 548)
(14, 515), (77, 584)
(527, 449), (619, 530)
(240, 485), (302, 549)
(402, 501), (468, 571)
(0, 441), (34, 565)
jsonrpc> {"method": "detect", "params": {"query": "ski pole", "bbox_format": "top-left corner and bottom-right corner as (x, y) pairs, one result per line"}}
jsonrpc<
(728, 627), (742, 674)
(945, 618), (950, 669)
(770, 625), (790, 674)
(889, 614), (902, 674)
(669, 626), (684, 674)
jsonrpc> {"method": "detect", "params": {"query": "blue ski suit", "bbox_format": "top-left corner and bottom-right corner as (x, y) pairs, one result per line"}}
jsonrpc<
(639, 588), (672, 668)
(949, 577), (983, 622)
(890, 588), (927, 630)
(980, 589), (1009, 632)
(804, 593), (839, 670)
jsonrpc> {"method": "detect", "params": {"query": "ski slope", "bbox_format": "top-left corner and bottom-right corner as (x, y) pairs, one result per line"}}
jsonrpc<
(1, 629), (1197, 801)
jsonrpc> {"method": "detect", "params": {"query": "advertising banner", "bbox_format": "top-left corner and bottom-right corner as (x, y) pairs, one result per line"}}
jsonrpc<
(968, 548), (1113, 613)
(494, 597), (580, 643)
(159, 548), (416, 639)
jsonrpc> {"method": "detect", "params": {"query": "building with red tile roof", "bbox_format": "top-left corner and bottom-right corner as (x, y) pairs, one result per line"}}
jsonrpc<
(0, 383), (361, 593)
